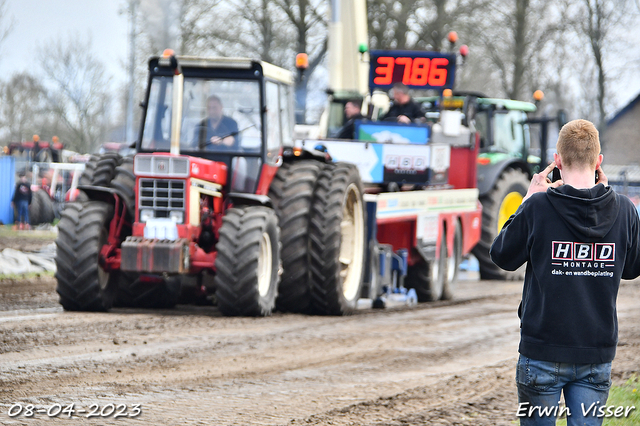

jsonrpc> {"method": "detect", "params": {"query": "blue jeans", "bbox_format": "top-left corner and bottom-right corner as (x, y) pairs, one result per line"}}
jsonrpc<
(516, 355), (611, 426)
(16, 200), (29, 224)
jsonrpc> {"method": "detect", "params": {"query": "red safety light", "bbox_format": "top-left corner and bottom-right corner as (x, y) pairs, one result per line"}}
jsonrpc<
(459, 45), (469, 57)
(447, 31), (458, 44)
(477, 157), (491, 166)
(533, 90), (544, 102)
(162, 49), (175, 58)
(296, 53), (309, 70)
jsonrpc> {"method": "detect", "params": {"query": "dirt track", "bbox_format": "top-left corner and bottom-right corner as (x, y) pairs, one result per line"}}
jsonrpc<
(1, 267), (639, 425)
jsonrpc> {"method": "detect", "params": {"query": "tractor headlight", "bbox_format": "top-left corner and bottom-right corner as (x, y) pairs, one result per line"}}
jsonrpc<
(140, 209), (154, 223)
(169, 210), (184, 224)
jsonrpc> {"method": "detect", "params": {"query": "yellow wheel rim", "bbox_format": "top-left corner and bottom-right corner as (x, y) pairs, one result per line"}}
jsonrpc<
(497, 192), (523, 233)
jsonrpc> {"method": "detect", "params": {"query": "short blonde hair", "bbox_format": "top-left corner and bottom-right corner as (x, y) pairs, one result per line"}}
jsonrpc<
(556, 119), (600, 169)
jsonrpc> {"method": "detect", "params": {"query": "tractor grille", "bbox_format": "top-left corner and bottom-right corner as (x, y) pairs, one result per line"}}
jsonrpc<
(138, 178), (186, 220)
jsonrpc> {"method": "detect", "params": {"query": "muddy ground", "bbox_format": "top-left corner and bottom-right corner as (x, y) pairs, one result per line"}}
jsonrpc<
(0, 237), (639, 425)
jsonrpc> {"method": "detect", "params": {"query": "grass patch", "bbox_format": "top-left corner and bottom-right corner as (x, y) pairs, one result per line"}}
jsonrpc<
(555, 376), (639, 425)
(0, 270), (55, 280)
(0, 225), (57, 239)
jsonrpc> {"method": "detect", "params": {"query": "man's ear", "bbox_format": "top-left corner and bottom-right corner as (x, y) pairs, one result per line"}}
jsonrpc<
(554, 152), (563, 170)
(596, 154), (603, 169)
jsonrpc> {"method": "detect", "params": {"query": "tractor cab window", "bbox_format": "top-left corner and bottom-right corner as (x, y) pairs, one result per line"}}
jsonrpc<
(326, 100), (347, 138)
(141, 77), (262, 153)
(492, 110), (527, 158)
(265, 81), (281, 156)
(141, 76), (173, 150)
(474, 109), (489, 149)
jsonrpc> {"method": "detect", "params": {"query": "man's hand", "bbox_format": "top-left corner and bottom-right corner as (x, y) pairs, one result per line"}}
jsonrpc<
(596, 165), (608, 186)
(209, 136), (234, 147)
(397, 115), (411, 124)
(523, 161), (563, 202)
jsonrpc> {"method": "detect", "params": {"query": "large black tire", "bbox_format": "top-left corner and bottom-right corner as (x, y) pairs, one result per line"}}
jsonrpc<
(214, 206), (281, 316)
(55, 201), (118, 311)
(473, 168), (529, 280)
(405, 230), (448, 302)
(268, 160), (322, 313)
(309, 163), (366, 315)
(79, 153), (122, 187)
(115, 275), (181, 309)
(110, 156), (136, 220)
(29, 189), (55, 225)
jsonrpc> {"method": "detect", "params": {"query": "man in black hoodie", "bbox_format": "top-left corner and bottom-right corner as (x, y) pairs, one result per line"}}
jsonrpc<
(491, 119), (640, 426)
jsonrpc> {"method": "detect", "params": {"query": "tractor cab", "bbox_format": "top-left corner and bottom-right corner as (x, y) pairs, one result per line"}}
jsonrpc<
(420, 94), (536, 167)
(138, 54), (295, 194)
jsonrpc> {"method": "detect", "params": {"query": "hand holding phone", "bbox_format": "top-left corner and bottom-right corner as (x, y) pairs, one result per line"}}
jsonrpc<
(596, 165), (608, 186)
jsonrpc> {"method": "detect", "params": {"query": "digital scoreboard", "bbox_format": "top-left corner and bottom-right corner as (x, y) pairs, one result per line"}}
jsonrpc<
(369, 50), (456, 91)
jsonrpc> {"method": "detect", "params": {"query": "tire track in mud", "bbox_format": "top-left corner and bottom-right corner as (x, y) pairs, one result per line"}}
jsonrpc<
(0, 278), (638, 425)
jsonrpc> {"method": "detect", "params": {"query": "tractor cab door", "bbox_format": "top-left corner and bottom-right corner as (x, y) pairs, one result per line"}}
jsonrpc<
(477, 108), (530, 161)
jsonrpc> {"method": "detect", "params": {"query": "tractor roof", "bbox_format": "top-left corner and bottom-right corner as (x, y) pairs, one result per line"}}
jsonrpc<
(152, 55), (294, 86)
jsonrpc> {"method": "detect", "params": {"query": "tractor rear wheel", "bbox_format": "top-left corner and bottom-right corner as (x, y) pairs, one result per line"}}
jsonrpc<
(308, 163), (366, 315)
(473, 168), (529, 280)
(214, 206), (280, 316)
(55, 201), (118, 311)
(268, 160), (322, 312)
(405, 230), (448, 302)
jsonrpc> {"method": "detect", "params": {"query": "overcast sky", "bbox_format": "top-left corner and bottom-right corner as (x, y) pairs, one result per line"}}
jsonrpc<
(0, 0), (638, 117)
(0, 0), (129, 86)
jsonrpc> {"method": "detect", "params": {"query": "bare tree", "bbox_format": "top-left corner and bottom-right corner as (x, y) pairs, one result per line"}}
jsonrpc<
(413, 0), (490, 51)
(368, 0), (420, 50)
(575, 0), (631, 130)
(469, 0), (562, 101)
(0, 73), (47, 142)
(193, 0), (294, 66)
(38, 36), (113, 153)
(0, 0), (14, 58)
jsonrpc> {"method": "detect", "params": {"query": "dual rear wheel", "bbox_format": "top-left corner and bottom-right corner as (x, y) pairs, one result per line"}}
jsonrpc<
(269, 161), (367, 315)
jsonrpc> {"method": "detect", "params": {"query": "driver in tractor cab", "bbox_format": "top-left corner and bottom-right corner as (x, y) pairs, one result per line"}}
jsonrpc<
(196, 95), (239, 151)
(336, 99), (365, 139)
(382, 83), (424, 124)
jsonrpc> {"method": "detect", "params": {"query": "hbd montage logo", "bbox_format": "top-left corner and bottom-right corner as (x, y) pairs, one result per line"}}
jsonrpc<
(550, 241), (615, 277)
(551, 241), (616, 268)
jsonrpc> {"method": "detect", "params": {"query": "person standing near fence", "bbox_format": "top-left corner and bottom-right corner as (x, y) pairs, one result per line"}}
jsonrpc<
(12, 174), (32, 230)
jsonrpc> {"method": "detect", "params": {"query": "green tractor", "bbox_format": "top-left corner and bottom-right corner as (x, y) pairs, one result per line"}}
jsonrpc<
(421, 93), (561, 280)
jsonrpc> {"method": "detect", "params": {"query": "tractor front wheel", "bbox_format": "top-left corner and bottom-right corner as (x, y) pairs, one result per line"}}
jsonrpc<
(55, 201), (118, 311)
(214, 206), (281, 316)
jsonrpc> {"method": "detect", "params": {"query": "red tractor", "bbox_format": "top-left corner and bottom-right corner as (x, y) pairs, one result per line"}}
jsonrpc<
(55, 52), (367, 315)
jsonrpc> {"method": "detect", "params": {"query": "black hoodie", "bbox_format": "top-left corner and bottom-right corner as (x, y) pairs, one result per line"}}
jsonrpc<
(491, 184), (640, 364)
